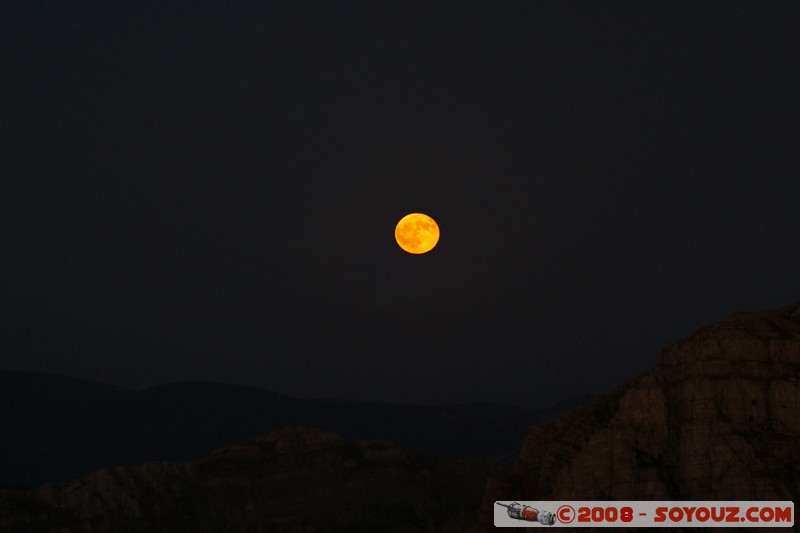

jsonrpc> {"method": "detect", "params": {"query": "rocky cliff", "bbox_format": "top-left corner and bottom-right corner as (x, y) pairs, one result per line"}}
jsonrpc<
(463, 301), (800, 528)
(2, 302), (798, 532)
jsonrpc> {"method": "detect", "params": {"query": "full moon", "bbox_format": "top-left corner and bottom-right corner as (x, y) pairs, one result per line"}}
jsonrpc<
(394, 213), (440, 254)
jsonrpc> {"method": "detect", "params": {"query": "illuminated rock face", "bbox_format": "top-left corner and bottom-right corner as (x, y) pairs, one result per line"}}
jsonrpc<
(466, 302), (800, 527)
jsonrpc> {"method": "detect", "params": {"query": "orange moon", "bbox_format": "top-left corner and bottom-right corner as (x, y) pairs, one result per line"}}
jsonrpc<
(394, 213), (440, 254)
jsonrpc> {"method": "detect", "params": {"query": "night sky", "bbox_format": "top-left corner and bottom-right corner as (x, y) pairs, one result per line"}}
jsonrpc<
(3, 3), (799, 407)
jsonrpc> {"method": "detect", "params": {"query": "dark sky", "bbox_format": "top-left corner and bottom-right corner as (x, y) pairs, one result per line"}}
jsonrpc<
(3, 2), (799, 407)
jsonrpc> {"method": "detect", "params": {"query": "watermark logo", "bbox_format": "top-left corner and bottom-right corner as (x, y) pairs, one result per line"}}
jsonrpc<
(496, 502), (556, 525)
(494, 501), (794, 527)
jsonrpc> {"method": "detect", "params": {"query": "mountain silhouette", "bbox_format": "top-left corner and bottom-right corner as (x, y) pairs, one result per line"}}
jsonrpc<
(0, 370), (590, 487)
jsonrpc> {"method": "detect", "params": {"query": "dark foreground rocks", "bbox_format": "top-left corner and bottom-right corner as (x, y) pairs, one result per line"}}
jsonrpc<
(3, 302), (798, 532)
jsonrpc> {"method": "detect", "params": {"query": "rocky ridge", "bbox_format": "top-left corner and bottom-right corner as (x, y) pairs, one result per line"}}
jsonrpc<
(1, 425), (492, 532)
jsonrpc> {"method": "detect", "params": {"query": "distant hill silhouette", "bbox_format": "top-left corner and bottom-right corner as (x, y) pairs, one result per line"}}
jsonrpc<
(0, 371), (592, 487)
